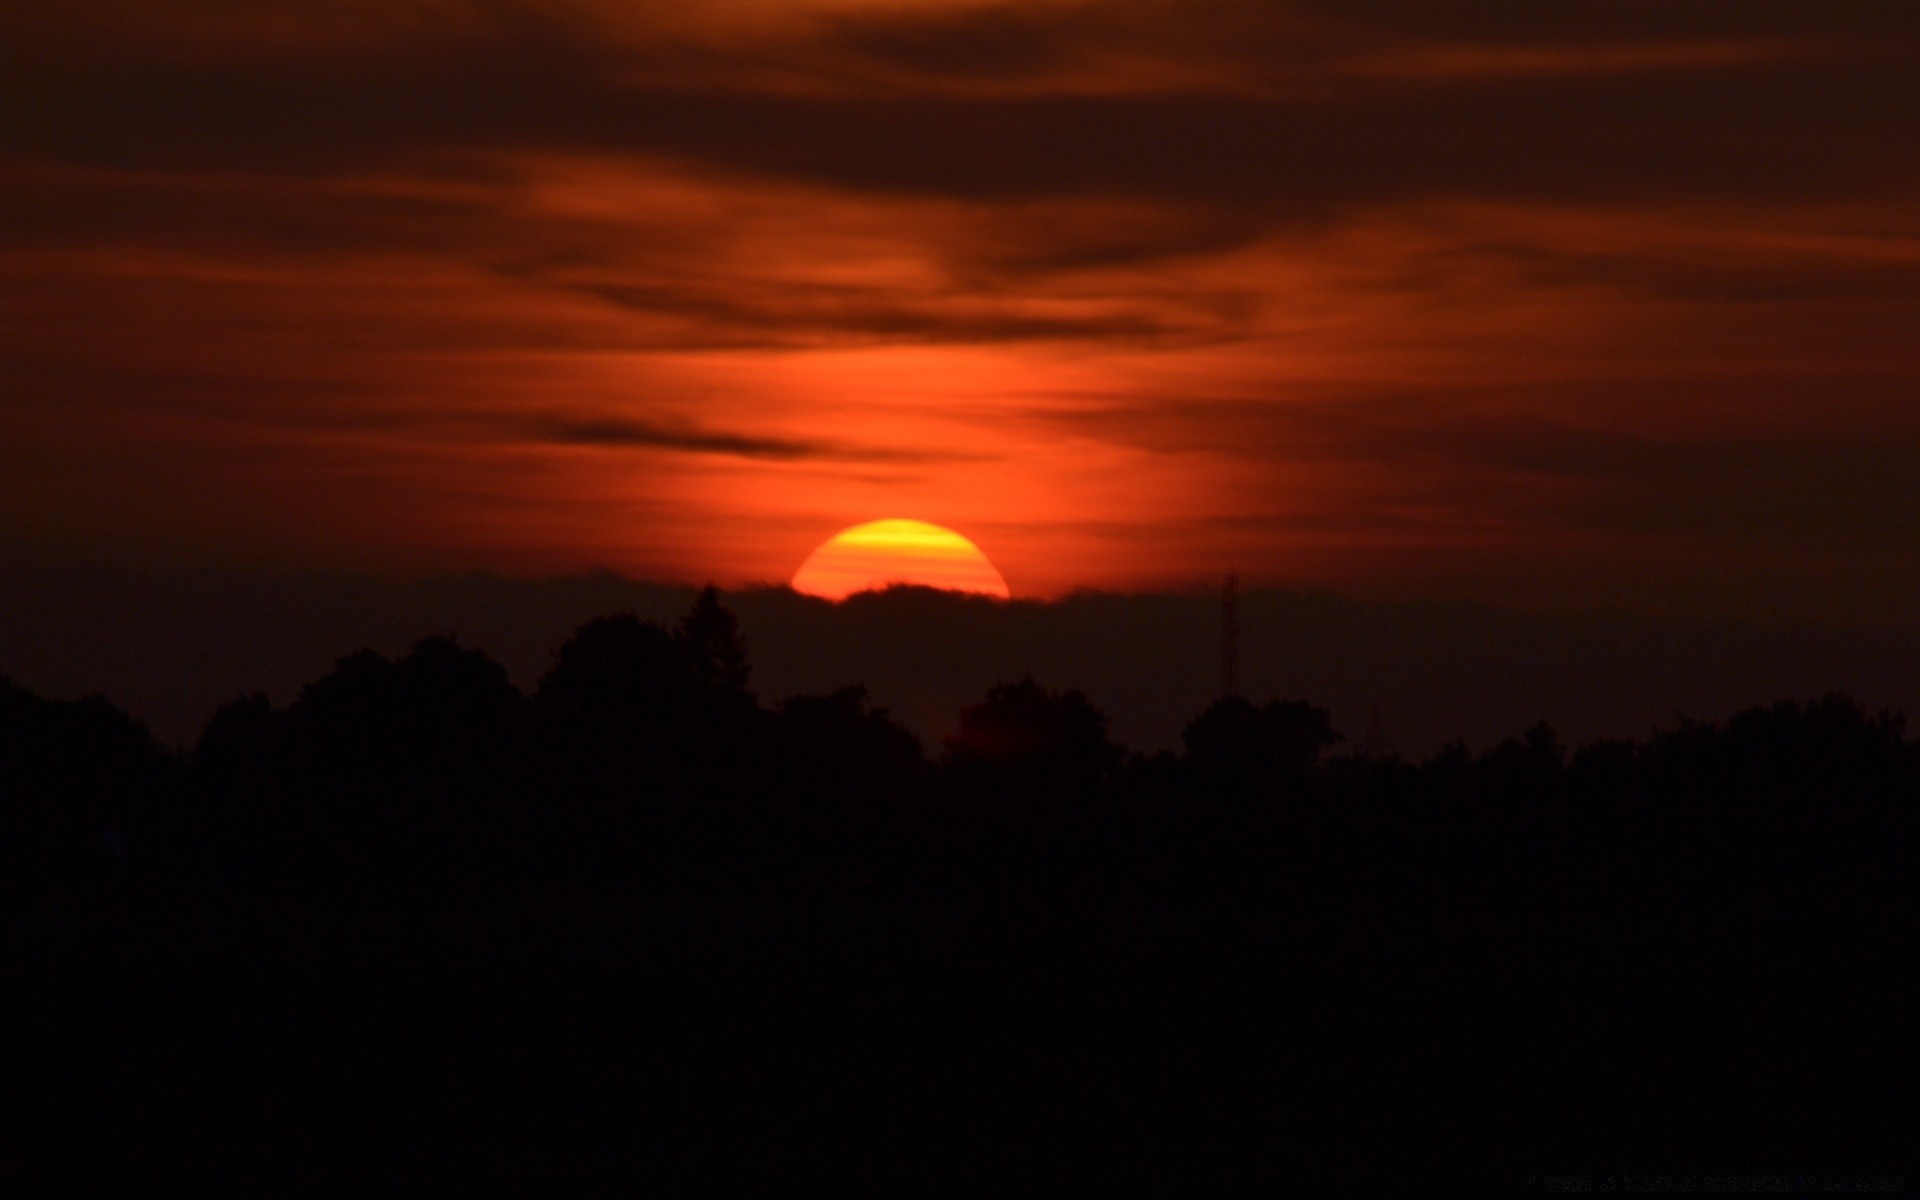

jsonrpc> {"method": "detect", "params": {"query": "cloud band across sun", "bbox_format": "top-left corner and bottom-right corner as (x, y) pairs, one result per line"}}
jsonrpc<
(791, 519), (1011, 601)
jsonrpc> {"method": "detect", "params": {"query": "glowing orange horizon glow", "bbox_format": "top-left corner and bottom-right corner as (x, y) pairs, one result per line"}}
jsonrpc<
(790, 519), (1012, 601)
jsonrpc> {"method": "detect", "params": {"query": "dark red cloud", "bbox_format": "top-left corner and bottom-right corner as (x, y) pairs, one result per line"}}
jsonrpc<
(2, 1), (1917, 619)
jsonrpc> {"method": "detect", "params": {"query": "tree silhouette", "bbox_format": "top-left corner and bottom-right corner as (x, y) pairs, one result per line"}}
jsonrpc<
(1, 675), (165, 890)
(222, 637), (529, 887)
(776, 685), (925, 799)
(1180, 695), (1342, 797)
(536, 613), (696, 722)
(943, 676), (1120, 792)
(1476, 720), (1565, 800)
(527, 597), (768, 886)
(678, 583), (751, 696)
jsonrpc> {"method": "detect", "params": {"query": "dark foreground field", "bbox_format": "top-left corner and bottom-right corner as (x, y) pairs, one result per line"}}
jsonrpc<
(9, 593), (1915, 1188)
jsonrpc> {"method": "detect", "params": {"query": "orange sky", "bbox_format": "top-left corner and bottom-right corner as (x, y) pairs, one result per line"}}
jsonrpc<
(4, 1), (1920, 621)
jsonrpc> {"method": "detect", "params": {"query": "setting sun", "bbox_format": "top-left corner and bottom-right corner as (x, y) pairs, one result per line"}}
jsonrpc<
(790, 519), (1011, 601)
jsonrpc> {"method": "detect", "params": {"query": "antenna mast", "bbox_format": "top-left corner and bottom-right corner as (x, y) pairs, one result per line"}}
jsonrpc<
(1221, 569), (1240, 698)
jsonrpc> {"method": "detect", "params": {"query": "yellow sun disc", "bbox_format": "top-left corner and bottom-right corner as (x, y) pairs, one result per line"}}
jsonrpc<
(790, 519), (1011, 601)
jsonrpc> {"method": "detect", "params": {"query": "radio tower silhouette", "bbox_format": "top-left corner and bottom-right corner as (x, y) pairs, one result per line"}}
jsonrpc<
(1221, 569), (1240, 698)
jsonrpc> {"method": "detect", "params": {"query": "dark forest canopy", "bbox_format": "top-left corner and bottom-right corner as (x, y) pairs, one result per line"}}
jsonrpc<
(11, 563), (1920, 760)
(7, 585), (1912, 888)
(7, 588), (1916, 1188)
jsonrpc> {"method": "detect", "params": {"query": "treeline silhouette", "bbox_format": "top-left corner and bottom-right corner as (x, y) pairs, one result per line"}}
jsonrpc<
(8, 589), (1916, 1188)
